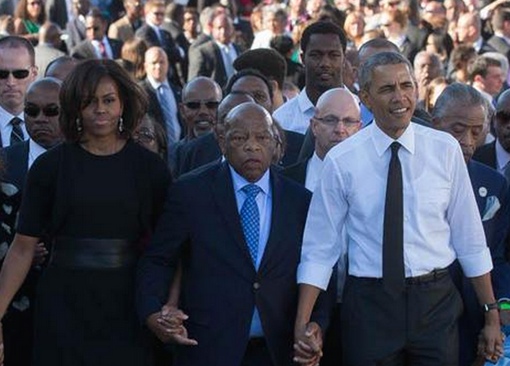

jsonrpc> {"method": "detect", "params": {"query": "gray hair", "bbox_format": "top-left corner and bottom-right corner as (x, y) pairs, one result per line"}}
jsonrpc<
(433, 82), (488, 123)
(358, 51), (414, 92)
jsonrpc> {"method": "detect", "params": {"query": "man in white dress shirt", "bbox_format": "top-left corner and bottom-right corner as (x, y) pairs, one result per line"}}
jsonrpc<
(293, 52), (504, 366)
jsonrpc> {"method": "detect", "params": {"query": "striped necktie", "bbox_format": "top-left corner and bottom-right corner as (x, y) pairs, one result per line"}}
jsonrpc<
(9, 117), (24, 146)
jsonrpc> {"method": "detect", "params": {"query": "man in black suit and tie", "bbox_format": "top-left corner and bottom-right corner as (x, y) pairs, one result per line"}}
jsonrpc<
(140, 47), (184, 156)
(433, 83), (510, 366)
(137, 102), (331, 366)
(136, 0), (185, 87)
(0, 77), (63, 366)
(188, 13), (242, 88)
(0, 36), (36, 148)
(474, 89), (510, 176)
(71, 8), (123, 60)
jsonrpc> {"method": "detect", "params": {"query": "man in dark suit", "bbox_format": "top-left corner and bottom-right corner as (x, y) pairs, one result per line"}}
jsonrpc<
(64, 0), (90, 51)
(487, 6), (510, 63)
(432, 83), (510, 366)
(137, 102), (330, 366)
(71, 8), (123, 60)
(474, 88), (510, 175)
(456, 12), (496, 55)
(0, 77), (63, 366)
(187, 13), (242, 88)
(140, 46), (184, 155)
(135, 0), (185, 87)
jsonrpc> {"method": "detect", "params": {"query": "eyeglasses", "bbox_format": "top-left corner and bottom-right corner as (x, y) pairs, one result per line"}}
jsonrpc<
(184, 101), (220, 110)
(0, 69), (31, 79)
(24, 104), (60, 117)
(314, 115), (361, 127)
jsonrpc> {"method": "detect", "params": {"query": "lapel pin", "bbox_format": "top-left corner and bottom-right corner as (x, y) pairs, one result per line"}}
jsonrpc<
(479, 187), (487, 197)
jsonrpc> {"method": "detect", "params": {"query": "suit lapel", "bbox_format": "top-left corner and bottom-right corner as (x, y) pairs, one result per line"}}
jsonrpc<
(212, 43), (227, 85)
(211, 162), (255, 268)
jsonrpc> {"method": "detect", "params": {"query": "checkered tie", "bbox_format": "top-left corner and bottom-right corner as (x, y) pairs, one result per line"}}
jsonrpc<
(9, 117), (24, 146)
(240, 184), (261, 265)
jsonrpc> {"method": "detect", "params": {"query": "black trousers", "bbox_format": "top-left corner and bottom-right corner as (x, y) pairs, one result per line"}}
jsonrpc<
(241, 338), (274, 366)
(341, 271), (463, 366)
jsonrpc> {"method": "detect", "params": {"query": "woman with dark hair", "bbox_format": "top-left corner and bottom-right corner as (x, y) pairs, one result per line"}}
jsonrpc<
(13, 0), (46, 44)
(120, 37), (148, 81)
(0, 59), (171, 366)
(424, 30), (454, 71)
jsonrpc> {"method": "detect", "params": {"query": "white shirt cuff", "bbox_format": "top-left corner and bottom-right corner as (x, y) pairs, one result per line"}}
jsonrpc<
(458, 247), (493, 277)
(297, 262), (333, 290)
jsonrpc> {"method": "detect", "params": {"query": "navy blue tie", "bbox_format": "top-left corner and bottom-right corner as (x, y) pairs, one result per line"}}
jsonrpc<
(10, 117), (24, 146)
(240, 184), (261, 265)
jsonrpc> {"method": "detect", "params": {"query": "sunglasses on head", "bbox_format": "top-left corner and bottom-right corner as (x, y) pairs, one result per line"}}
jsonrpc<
(24, 104), (60, 117)
(184, 101), (220, 110)
(0, 69), (30, 79)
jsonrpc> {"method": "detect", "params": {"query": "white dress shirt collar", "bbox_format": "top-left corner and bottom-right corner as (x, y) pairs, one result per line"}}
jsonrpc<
(495, 139), (510, 172)
(147, 75), (167, 90)
(229, 164), (271, 197)
(91, 36), (112, 58)
(0, 105), (26, 147)
(299, 88), (315, 114)
(305, 152), (324, 192)
(28, 138), (47, 169)
(371, 120), (415, 157)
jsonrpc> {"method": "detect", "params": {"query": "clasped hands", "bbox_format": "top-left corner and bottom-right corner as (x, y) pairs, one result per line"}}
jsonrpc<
(477, 320), (505, 363)
(293, 322), (323, 366)
(147, 305), (198, 346)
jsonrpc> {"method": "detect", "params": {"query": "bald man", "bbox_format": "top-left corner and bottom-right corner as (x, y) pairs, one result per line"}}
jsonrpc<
(34, 22), (66, 80)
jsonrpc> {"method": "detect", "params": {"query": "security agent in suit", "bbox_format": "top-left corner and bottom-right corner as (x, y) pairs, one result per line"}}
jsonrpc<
(0, 77), (63, 366)
(71, 8), (123, 60)
(137, 102), (332, 366)
(432, 83), (510, 366)
(474, 89), (510, 175)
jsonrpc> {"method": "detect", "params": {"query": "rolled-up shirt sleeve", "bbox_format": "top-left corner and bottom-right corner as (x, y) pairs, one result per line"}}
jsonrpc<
(297, 157), (348, 290)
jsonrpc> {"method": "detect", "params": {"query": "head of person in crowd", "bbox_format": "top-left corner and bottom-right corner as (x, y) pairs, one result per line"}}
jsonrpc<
(282, 81), (299, 100)
(0, 15), (15, 36)
(71, 0), (90, 18)
(223, 101), (278, 182)
(306, 0), (325, 20)
(449, 44), (476, 83)
(123, 0), (143, 23)
(311, 87), (361, 160)
(225, 69), (274, 112)
(183, 7), (199, 42)
(44, 56), (79, 80)
(261, 6), (287, 36)
(233, 48), (286, 109)
(358, 37), (399, 66)
(133, 113), (167, 160)
(432, 83), (488, 163)
(468, 55), (505, 99)
(24, 77), (63, 149)
(455, 12), (482, 46)
(492, 5), (510, 39)
(38, 21), (62, 49)
(0, 36), (38, 116)
(59, 59), (148, 143)
(121, 38), (148, 80)
(424, 30), (454, 66)
(380, 0), (404, 16)
(300, 21), (347, 105)
(423, 76), (450, 113)
(14, 0), (46, 27)
(494, 89), (510, 154)
(380, 9), (408, 43)
(359, 51), (417, 139)
(421, 1), (447, 30)
(343, 11), (365, 49)
(315, 4), (346, 30)
(343, 49), (359, 94)
(211, 13), (234, 46)
(215, 91), (254, 149)
(85, 7), (107, 42)
(180, 76), (222, 139)
(143, 46), (168, 84)
(144, 0), (166, 27)
(444, 0), (467, 23)
(484, 51), (510, 87)
(413, 51), (443, 101)
(165, 3), (184, 28)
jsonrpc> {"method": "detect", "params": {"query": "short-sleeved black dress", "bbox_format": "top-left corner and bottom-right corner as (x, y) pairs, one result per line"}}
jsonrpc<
(16, 141), (171, 366)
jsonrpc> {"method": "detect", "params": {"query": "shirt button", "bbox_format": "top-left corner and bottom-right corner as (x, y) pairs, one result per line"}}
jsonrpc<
(253, 282), (260, 290)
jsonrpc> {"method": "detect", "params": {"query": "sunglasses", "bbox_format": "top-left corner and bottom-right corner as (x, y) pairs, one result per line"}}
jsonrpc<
(0, 69), (30, 79)
(24, 104), (60, 117)
(184, 101), (220, 110)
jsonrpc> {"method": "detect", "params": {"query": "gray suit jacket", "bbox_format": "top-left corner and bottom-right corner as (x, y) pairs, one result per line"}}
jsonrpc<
(35, 44), (66, 77)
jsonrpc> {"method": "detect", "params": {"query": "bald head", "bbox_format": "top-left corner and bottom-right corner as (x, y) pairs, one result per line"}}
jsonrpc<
(144, 46), (168, 83)
(44, 56), (78, 80)
(358, 38), (399, 65)
(39, 22), (62, 46)
(312, 88), (361, 159)
(182, 76), (222, 101)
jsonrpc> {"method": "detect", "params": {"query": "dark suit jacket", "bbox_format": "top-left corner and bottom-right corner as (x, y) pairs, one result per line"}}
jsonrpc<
(2, 140), (29, 192)
(281, 159), (308, 187)
(137, 162), (317, 366)
(140, 78), (185, 142)
(45, 0), (67, 29)
(135, 24), (183, 86)
(71, 38), (123, 60)
(187, 40), (243, 88)
(161, 20), (190, 84)
(473, 140), (497, 169)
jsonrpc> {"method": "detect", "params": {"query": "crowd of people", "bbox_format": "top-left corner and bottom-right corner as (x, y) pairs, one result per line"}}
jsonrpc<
(0, 0), (509, 365)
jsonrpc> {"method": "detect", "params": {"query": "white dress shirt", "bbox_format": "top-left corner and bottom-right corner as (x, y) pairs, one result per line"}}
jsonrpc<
(273, 88), (315, 135)
(297, 122), (492, 290)
(0, 106), (28, 147)
(215, 41), (237, 79)
(28, 139), (47, 169)
(91, 37), (113, 59)
(147, 75), (181, 141)
(496, 139), (510, 173)
(305, 152), (324, 192)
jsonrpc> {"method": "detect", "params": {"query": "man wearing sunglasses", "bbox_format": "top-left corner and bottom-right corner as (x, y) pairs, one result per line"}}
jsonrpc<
(0, 77), (62, 366)
(0, 36), (36, 148)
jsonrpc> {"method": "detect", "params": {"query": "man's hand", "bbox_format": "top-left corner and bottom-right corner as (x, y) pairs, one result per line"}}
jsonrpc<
(477, 314), (504, 363)
(32, 242), (48, 266)
(293, 322), (323, 366)
(146, 306), (198, 346)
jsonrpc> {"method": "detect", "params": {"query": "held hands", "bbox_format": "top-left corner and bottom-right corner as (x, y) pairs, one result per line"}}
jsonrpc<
(477, 319), (505, 363)
(293, 322), (323, 366)
(32, 242), (48, 267)
(146, 305), (198, 346)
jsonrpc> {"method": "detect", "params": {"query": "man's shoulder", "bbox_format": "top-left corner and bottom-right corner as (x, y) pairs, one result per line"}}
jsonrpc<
(413, 122), (459, 147)
(273, 93), (302, 117)
(469, 159), (506, 188)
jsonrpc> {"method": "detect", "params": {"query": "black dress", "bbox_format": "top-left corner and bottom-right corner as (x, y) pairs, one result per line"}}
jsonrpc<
(16, 141), (171, 366)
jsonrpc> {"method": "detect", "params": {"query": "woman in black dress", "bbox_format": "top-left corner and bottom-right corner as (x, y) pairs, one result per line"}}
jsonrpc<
(0, 59), (171, 366)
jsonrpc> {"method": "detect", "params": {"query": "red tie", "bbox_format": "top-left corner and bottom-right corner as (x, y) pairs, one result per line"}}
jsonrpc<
(99, 41), (107, 59)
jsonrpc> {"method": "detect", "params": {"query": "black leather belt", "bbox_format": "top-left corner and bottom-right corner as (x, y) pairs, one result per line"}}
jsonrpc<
(49, 237), (137, 269)
(352, 268), (449, 285)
